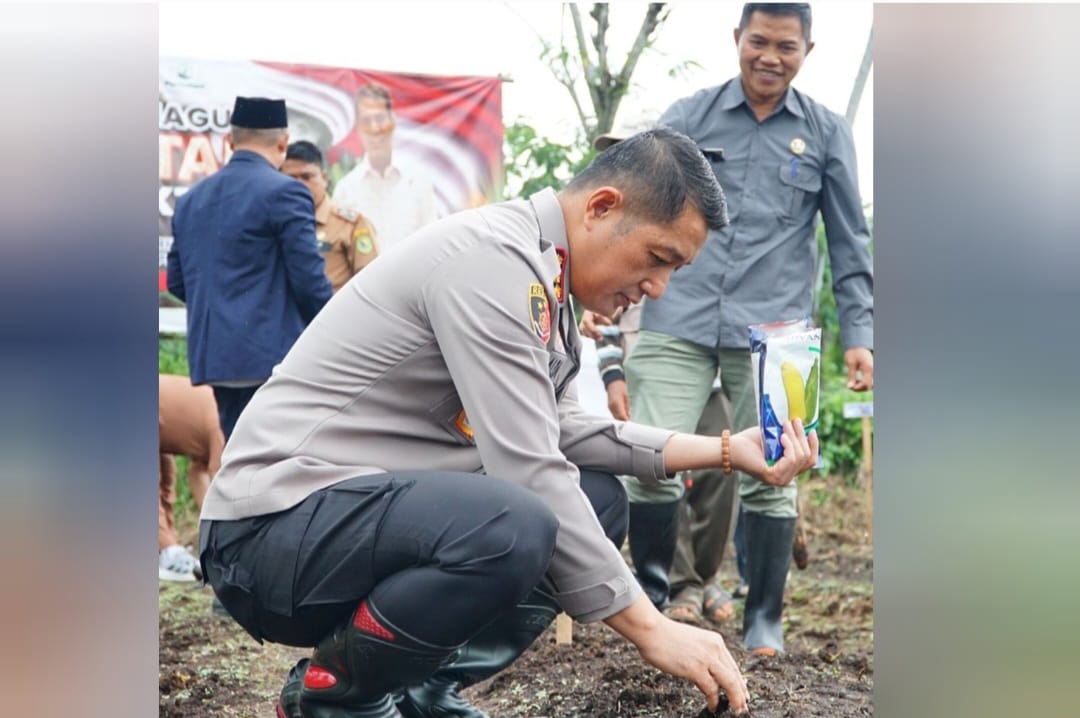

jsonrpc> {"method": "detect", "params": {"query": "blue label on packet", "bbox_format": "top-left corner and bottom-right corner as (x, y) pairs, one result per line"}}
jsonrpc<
(761, 392), (784, 464)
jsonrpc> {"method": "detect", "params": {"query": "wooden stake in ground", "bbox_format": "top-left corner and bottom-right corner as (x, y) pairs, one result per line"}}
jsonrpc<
(555, 612), (573, 645)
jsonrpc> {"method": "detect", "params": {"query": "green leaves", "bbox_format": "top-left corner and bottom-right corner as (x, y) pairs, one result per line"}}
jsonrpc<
(503, 121), (593, 199)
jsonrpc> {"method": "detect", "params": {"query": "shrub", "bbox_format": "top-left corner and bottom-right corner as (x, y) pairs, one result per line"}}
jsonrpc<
(159, 336), (189, 376)
(815, 374), (873, 484)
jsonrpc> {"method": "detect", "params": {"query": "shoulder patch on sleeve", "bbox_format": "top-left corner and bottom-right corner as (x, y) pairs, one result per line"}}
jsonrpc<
(528, 283), (551, 344)
(353, 224), (375, 254)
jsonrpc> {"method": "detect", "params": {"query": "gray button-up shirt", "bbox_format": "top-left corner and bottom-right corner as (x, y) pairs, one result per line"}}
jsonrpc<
(201, 188), (678, 622)
(643, 78), (873, 351)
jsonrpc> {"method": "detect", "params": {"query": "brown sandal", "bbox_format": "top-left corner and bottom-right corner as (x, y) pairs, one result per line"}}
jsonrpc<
(664, 587), (704, 624)
(703, 580), (736, 624)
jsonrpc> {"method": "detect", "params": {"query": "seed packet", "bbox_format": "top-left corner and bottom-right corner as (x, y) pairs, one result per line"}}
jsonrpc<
(748, 317), (821, 465)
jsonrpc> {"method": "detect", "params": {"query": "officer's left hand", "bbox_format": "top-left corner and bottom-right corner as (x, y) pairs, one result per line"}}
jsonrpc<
(606, 379), (631, 421)
(731, 420), (817, 486)
(844, 347), (874, 391)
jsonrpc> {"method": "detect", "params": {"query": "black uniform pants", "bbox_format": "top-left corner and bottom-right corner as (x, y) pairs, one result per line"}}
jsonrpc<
(200, 469), (627, 649)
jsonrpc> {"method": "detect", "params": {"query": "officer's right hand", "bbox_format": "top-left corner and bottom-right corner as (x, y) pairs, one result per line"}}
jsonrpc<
(577, 310), (611, 340)
(636, 616), (749, 715)
(605, 595), (749, 715)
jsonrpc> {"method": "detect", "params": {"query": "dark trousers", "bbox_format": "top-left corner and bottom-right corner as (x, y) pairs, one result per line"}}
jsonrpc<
(201, 469), (626, 650)
(211, 385), (260, 439)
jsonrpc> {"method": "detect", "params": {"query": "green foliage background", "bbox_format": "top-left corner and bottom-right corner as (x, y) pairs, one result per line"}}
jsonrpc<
(811, 216), (874, 482)
(503, 121), (593, 200)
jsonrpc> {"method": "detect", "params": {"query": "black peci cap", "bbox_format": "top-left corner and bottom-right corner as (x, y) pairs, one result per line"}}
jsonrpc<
(231, 97), (288, 129)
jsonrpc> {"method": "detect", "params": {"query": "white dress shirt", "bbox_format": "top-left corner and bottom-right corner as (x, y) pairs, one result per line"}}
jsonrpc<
(331, 156), (436, 253)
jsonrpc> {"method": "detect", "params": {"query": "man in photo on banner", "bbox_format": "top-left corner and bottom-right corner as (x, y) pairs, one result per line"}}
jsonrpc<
(331, 83), (437, 254)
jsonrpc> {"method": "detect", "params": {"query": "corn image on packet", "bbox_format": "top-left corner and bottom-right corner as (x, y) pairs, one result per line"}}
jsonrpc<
(748, 317), (821, 465)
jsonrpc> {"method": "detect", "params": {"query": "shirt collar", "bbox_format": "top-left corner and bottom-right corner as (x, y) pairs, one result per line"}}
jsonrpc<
(357, 155), (401, 181)
(721, 77), (805, 120)
(229, 149), (274, 166)
(528, 187), (570, 299)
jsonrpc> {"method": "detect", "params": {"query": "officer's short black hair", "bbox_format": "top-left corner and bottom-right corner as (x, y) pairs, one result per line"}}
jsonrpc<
(566, 126), (729, 233)
(286, 140), (324, 167)
(740, 3), (812, 45)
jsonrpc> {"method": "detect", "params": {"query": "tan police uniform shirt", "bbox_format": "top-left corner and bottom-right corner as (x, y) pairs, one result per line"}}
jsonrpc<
(315, 197), (379, 292)
(201, 188), (678, 623)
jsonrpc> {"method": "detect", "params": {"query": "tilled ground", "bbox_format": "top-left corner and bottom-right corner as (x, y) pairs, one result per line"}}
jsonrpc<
(160, 474), (873, 717)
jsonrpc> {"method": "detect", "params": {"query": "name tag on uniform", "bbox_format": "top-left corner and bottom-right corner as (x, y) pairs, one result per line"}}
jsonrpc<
(317, 241), (333, 253)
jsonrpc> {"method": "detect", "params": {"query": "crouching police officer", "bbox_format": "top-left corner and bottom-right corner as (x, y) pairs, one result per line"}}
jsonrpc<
(198, 127), (818, 718)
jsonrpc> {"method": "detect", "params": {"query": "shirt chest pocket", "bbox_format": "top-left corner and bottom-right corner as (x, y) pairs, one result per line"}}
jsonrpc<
(777, 161), (822, 225)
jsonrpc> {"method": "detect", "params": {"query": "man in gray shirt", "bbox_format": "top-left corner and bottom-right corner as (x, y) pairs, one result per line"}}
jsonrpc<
(198, 127), (819, 718)
(597, 3), (874, 656)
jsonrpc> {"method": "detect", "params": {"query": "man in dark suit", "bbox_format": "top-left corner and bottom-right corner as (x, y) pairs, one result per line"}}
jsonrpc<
(167, 97), (333, 439)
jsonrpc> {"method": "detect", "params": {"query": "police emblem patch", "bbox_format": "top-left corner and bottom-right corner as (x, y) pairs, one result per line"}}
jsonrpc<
(554, 247), (568, 304)
(354, 227), (374, 254)
(529, 283), (551, 343)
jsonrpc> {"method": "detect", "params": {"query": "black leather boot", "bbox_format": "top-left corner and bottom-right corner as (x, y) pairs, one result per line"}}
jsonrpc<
(277, 658), (310, 718)
(742, 512), (797, 654)
(627, 499), (681, 608)
(396, 587), (560, 718)
(276, 599), (460, 718)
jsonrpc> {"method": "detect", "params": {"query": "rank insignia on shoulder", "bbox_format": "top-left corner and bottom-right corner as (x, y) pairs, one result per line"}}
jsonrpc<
(353, 227), (374, 254)
(529, 283), (551, 344)
(554, 247), (568, 304)
(333, 206), (359, 222)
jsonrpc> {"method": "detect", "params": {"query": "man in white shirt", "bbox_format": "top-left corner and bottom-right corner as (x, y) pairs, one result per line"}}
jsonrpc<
(331, 83), (436, 253)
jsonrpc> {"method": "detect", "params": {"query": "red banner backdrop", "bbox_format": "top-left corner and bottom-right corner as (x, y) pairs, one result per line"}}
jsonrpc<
(159, 57), (504, 294)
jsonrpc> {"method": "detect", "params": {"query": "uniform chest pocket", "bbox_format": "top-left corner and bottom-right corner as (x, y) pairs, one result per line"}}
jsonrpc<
(777, 162), (822, 225)
(430, 393), (476, 446)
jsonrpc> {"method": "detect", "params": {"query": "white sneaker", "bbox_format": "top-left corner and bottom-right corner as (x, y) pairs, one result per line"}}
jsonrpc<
(159, 544), (199, 582)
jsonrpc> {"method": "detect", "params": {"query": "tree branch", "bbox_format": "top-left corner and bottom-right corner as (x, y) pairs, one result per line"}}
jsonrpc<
(615, 3), (667, 94)
(591, 3), (610, 88)
(569, 3), (602, 122)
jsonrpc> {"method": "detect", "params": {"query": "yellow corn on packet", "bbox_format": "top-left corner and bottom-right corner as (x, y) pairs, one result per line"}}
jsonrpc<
(748, 317), (821, 465)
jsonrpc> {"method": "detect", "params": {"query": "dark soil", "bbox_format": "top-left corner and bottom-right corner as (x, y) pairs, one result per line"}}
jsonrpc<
(160, 474), (873, 717)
